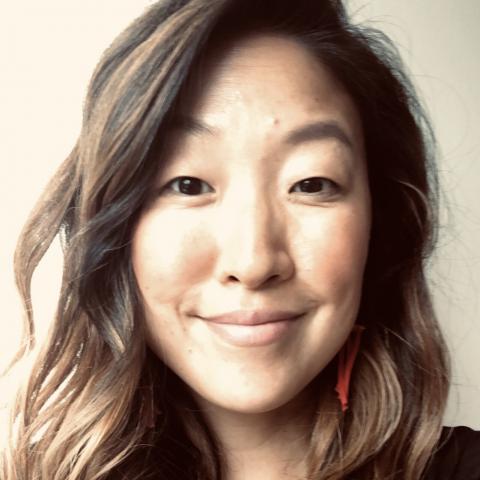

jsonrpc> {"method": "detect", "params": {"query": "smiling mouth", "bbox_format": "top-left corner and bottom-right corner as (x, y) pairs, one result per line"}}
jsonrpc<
(202, 315), (303, 347)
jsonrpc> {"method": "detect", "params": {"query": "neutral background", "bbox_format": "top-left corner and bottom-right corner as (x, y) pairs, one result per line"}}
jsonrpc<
(1, 1), (479, 427)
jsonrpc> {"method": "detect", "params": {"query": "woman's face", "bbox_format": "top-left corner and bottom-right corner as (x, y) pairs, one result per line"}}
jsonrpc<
(132, 34), (371, 414)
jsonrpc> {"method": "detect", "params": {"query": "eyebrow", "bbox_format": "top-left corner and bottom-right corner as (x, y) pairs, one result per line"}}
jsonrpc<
(168, 115), (353, 150)
(284, 121), (353, 150)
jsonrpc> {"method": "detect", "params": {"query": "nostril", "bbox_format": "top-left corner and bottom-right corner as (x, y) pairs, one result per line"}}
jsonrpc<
(266, 274), (282, 286)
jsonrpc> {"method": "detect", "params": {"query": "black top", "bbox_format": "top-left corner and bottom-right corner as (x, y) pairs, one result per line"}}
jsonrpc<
(424, 426), (480, 479)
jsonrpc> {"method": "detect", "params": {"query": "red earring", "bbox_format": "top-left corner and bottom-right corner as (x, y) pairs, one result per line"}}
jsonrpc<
(335, 324), (365, 413)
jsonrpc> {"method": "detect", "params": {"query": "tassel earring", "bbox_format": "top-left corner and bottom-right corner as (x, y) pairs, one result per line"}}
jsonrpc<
(335, 324), (365, 413)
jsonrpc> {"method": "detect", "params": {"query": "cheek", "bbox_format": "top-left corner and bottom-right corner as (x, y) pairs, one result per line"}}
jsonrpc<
(131, 210), (213, 304)
(131, 210), (215, 367)
(296, 207), (370, 303)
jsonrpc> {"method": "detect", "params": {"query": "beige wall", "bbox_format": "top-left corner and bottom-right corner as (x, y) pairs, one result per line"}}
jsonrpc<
(1, 1), (479, 427)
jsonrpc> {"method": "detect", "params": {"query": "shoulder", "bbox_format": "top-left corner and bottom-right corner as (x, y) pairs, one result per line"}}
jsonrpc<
(424, 426), (480, 480)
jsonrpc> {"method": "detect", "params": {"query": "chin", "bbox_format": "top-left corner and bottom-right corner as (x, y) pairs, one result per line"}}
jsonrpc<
(190, 379), (313, 415)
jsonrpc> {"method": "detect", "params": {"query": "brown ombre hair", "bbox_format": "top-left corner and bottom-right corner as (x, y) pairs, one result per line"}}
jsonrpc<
(1, 1), (449, 479)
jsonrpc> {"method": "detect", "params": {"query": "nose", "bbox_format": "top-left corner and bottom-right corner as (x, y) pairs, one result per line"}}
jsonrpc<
(214, 193), (295, 290)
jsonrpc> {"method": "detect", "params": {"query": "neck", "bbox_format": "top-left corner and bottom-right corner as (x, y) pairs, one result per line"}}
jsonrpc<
(191, 384), (317, 480)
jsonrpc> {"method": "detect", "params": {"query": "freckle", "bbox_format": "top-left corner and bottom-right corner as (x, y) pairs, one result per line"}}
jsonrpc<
(266, 116), (280, 128)
(188, 349), (193, 354)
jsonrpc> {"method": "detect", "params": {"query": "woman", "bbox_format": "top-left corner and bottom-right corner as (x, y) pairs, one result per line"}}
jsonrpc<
(2, 0), (479, 479)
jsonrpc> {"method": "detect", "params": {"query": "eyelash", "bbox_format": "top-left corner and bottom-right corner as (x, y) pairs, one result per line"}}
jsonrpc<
(159, 176), (340, 198)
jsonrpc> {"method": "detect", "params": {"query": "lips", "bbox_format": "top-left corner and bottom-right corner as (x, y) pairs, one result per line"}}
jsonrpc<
(201, 310), (304, 325)
(198, 310), (305, 347)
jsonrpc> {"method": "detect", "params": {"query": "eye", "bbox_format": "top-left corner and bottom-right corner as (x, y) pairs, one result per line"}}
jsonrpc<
(159, 175), (339, 197)
(160, 176), (213, 196)
(289, 177), (340, 196)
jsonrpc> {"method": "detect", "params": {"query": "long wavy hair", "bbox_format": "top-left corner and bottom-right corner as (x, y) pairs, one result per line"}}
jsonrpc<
(1, 0), (450, 479)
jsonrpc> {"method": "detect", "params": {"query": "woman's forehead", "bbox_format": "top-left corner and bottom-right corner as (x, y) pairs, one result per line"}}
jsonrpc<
(181, 34), (352, 111)
(171, 33), (364, 157)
